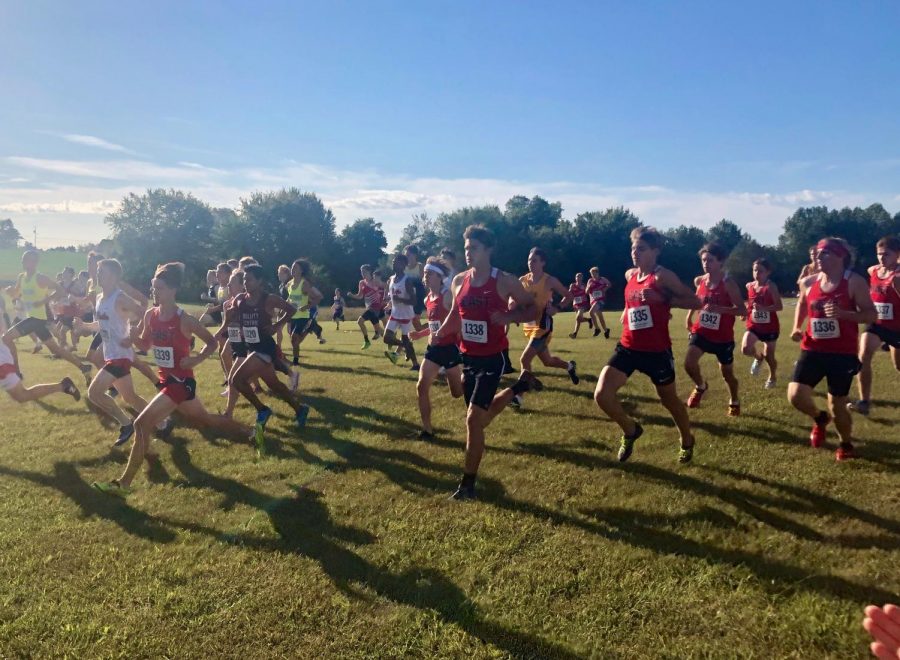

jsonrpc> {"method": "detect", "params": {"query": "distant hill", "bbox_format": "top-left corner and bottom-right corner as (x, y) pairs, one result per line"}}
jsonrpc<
(0, 248), (89, 283)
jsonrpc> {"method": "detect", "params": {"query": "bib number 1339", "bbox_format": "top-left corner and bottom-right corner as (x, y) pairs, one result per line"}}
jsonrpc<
(153, 346), (175, 369)
(462, 319), (488, 343)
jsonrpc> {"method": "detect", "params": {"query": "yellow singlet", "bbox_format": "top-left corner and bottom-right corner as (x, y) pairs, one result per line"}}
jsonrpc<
(520, 272), (552, 339)
(17, 273), (48, 320)
(288, 278), (309, 319)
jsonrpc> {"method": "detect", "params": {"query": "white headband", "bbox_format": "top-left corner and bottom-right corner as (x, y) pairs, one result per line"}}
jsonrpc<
(424, 264), (445, 277)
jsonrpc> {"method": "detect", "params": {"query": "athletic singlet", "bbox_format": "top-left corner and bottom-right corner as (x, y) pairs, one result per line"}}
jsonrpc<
(870, 266), (900, 331)
(59, 280), (81, 317)
(569, 283), (589, 310)
(287, 279), (309, 319)
(746, 281), (779, 334)
(223, 297), (244, 344)
(16, 273), (48, 320)
(149, 307), (192, 380)
(96, 289), (134, 362)
(586, 277), (609, 303)
(332, 295), (343, 310)
(0, 340), (15, 380)
(801, 270), (858, 354)
(458, 267), (509, 356)
(521, 272), (553, 339)
(621, 268), (671, 352)
(425, 291), (457, 347)
(360, 279), (382, 310)
(388, 274), (415, 321)
(404, 263), (423, 281)
(692, 275), (737, 343)
(235, 292), (275, 346)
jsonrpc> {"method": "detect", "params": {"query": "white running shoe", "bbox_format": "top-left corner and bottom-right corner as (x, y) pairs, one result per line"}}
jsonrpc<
(764, 379), (777, 389)
(750, 359), (761, 377)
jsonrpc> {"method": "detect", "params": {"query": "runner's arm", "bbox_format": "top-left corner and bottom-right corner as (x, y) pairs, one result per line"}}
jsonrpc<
(269, 294), (297, 330)
(659, 269), (702, 310)
(496, 273), (536, 325)
(131, 309), (153, 351)
(768, 282), (784, 312)
(839, 275), (877, 325)
(550, 277), (571, 310)
(181, 313), (218, 366)
(791, 280), (811, 340)
(714, 279), (745, 316)
(347, 280), (365, 300)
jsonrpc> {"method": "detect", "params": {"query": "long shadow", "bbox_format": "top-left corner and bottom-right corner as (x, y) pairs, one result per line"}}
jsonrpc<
(162, 442), (579, 658)
(301, 362), (417, 384)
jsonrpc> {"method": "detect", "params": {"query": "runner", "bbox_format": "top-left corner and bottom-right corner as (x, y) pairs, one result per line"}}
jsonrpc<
(440, 248), (459, 282)
(567, 272), (593, 339)
(594, 226), (700, 463)
(741, 257), (783, 388)
(431, 224), (542, 500)
(307, 303), (327, 344)
(198, 269), (219, 325)
(383, 254), (420, 370)
(75, 259), (160, 446)
(409, 257), (463, 439)
(55, 266), (85, 350)
(348, 264), (386, 349)
(586, 267), (612, 338)
(404, 244), (427, 332)
(512, 247), (577, 409)
(331, 288), (346, 330)
(275, 264), (291, 350)
(225, 264), (311, 455)
(0, 309), (81, 404)
(92, 262), (253, 497)
(2, 250), (92, 384)
(221, 269), (250, 416)
(285, 259), (323, 366)
(683, 242), (745, 416)
(788, 237), (876, 460)
(797, 245), (819, 283)
(849, 236), (900, 416)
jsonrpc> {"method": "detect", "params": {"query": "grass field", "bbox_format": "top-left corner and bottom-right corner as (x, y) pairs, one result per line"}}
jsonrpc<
(0, 307), (897, 657)
(0, 248), (89, 283)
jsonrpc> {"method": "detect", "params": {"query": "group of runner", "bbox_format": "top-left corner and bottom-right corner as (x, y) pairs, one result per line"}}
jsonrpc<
(0, 227), (898, 502)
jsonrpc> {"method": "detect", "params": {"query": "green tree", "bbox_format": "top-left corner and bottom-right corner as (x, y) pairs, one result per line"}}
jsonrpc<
(395, 212), (440, 257)
(705, 219), (744, 254)
(105, 189), (217, 294)
(0, 218), (22, 248)
(663, 225), (708, 284)
(335, 218), (387, 293)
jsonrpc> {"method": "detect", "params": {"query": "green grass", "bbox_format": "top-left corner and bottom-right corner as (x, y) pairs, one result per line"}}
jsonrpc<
(0, 248), (89, 282)
(0, 307), (897, 658)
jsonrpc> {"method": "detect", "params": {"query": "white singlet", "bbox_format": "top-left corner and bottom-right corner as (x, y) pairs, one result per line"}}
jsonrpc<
(96, 289), (134, 362)
(388, 274), (415, 321)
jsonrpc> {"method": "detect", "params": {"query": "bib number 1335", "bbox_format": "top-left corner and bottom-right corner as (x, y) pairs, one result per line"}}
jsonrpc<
(627, 305), (654, 331)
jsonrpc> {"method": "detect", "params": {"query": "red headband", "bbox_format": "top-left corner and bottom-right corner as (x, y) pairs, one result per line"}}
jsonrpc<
(816, 239), (849, 260)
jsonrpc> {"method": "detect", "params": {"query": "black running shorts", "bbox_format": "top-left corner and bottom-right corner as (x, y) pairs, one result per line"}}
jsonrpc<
(462, 352), (507, 410)
(791, 350), (861, 397)
(607, 343), (676, 387)
(864, 324), (900, 350)
(748, 329), (780, 344)
(424, 343), (462, 370)
(689, 333), (736, 366)
(10, 316), (51, 341)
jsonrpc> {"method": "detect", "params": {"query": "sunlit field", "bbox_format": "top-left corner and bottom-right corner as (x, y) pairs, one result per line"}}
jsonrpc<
(0, 307), (897, 657)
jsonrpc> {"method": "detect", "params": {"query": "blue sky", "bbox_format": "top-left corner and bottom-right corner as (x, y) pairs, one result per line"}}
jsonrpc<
(1, 0), (899, 247)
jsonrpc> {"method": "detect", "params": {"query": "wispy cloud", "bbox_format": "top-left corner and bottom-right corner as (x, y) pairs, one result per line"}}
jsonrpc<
(60, 133), (136, 154)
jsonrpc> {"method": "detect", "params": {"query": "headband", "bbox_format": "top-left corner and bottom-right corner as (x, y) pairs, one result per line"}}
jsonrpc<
(816, 239), (849, 260)
(424, 264), (445, 277)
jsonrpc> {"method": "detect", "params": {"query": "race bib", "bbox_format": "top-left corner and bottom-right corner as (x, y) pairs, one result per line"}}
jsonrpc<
(627, 305), (654, 331)
(699, 310), (721, 331)
(227, 326), (242, 343)
(573, 296), (586, 305)
(152, 346), (175, 369)
(875, 302), (894, 321)
(428, 320), (441, 334)
(242, 326), (260, 344)
(810, 318), (840, 340)
(590, 291), (604, 301)
(751, 309), (770, 324)
(461, 319), (488, 343)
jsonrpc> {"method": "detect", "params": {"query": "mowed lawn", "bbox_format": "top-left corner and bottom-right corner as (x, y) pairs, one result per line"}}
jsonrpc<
(0, 306), (897, 658)
(0, 248), (88, 282)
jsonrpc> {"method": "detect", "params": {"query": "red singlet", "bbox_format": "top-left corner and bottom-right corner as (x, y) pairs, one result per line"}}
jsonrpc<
(569, 283), (589, 310)
(621, 268), (671, 352)
(691, 275), (736, 343)
(425, 291), (458, 347)
(586, 277), (609, 303)
(457, 267), (509, 356)
(801, 271), (858, 354)
(870, 266), (900, 331)
(745, 281), (779, 334)
(360, 280), (383, 310)
(148, 307), (193, 380)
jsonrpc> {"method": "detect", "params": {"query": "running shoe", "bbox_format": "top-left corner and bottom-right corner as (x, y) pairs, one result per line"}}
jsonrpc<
(617, 423), (644, 462)
(60, 377), (81, 402)
(567, 361), (580, 385)
(114, 423), (135, 447)
(289, 369), (300, 392)
(417, 429), (436, 441)
(92, 480), (132, 498)
(502, 362), (516, 375)
(410, 364), (420, 372)
(156, 417), (176, 439)
(604, 328), (611, 339)
(519, 370), (544, 393)
(847, 400), (870, 416)
(509, 394), (523, 410)
(678, 444), (694, 464)
(593, 328), (601, 337)
(686, 383), (707, 409)
(449, 484), (476, 501)
(568, 331), (577, 339)
(835, 443), (858, 461)
(80, 363), (92, 385)
(727, 402), (741, 417)
(296, 404), (310, 429)
(809, 412), (830, 448)
(108, 387), (119, 398)
(764, 379), (777, 389)
(385, 350), (398, 365)
(749, 359), (761, 377)
(254, 407), (273, 455)
(362, 339), (371, 350)
(318, 338), (326, 345)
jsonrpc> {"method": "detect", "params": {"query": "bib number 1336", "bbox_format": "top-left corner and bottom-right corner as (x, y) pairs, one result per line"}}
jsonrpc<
(810, 318), (840, 339)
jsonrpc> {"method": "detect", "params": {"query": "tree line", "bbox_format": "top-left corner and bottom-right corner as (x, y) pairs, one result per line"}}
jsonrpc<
(10, 188), (900, 305)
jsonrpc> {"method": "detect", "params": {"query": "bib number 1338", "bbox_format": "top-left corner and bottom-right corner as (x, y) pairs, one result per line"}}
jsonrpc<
(462, 320), (488, 343)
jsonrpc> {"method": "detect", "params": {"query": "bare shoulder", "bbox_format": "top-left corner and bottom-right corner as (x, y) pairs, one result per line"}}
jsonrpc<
(798, 274), (818, 292)
(692, 274), (704, 288)
(624, 267), (636, 280)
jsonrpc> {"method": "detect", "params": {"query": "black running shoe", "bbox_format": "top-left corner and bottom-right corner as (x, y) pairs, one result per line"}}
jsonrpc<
(567, 360), (579, 385)
(604, 328), (610, 339)
(449, 484), (476, 501)
(593, 327), (601, 337)
(417, 429), (435, 441)
(519, 370), (544, 393)
(156, 417), (176, 439)
(61, 377), (80, 402)
(114, 423), (135, 447)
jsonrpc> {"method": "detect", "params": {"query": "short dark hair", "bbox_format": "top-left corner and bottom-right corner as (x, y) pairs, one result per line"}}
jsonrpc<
(244, 264), (265, 282)
(154, 262), (185, 290)
(425, 256), (449, 277)
(699, 241), (729, 262)
(876, 236), (900, 252)
(292, 259), (311, 278)
(404, 244), (420, 256)
(464, 224), (495, 249)
(529, 247), (548, 264)
(440, 248), (455, 260)
(753, 257), (773, 272)
(630, 226), (662, 251)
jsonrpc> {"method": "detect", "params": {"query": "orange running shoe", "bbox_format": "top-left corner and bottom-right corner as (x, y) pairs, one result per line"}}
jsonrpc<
(686, 383), (707, 409)
(809, 412), (830, 448)
(835, 443), (858, 461)
(727, 402), (741, 417)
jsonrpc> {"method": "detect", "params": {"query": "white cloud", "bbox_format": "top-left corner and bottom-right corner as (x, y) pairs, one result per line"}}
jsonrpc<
(7, 157), (223, 183)
(60, 133), (136, 154)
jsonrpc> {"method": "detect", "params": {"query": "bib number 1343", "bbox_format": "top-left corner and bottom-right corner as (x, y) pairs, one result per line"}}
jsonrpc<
(462, 320), (488, 343)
